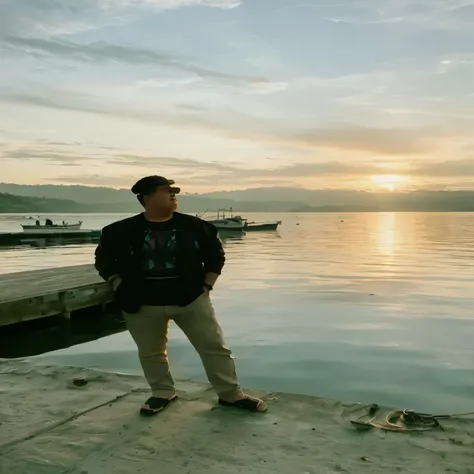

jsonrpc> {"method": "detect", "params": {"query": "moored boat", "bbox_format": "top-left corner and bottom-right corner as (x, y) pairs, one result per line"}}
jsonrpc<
(245, 220), (281, 231)
(21, 217), (83, 233)
(201, 208), (246, 231)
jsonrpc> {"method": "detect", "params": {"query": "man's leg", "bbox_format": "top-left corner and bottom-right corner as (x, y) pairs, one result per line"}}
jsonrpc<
(123, 306), (175, 399)
(172, 294), (266, 411)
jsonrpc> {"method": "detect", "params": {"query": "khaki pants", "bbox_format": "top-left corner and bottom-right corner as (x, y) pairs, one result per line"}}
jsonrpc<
(123, 293), (243, 402)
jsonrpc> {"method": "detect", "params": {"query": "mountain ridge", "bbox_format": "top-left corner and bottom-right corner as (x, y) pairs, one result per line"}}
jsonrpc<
(1, 183), (474, 213)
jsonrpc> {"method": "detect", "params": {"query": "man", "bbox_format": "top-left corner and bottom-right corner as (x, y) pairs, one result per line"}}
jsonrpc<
(94, 176), (266, 415)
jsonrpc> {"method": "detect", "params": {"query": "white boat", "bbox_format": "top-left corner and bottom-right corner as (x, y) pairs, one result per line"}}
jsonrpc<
(200, 208), (246, 231)
(246, 220), (282, 231)
(21, 218), (83, 233)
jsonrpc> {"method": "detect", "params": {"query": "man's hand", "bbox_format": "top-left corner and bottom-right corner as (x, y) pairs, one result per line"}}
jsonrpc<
(108, 275), (122, 292)
(203, 272), (218, 295)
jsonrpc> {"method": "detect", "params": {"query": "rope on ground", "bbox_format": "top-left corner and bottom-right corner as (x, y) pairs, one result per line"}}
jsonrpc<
(349, 403), (474, 432)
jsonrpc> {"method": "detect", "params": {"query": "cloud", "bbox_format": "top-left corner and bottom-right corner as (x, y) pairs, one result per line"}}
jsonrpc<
(0, 0), (241, 36)
(0, 138), (247, 179)
(48, 172), (251, 188)
(244, 82), (288, 95)
(136, 0), (241, 8)
(0, 0), (124, 36)
(3, 36), (269, 86)
(0, 139), (103, 166)
(175, 103), (209, 112)
(411, 158), (474, 177)
(323, 0), (474, 30)
(294, 70), (395, 93)
(6, 135), (467, 187)
(0, 89), (141, 122)
(109, 156), (392, 182)
(416, 180), (474, 190)
(285, 125), (438, 155)
(14, 138), (466, 189)
(48, 174), (136, 187)
(135, 77), (203, 89)
(2, 135), (396, 185)
(108, 154), (238, 173)
(0, 86), (218, 132)
(0, 85), (448, 157)
(48, 159), (385, 188)
(107, 155), (386, 179)
(254, 160), (382, 177)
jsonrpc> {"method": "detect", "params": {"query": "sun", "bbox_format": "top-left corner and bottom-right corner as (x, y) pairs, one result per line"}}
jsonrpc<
(371, 174), (407, 192)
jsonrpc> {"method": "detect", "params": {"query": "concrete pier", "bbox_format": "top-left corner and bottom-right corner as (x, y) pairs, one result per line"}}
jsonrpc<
(1, 360), (472, 474)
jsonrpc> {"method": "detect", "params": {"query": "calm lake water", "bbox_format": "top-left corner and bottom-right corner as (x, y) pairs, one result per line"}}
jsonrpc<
(1, 212), (474, 412)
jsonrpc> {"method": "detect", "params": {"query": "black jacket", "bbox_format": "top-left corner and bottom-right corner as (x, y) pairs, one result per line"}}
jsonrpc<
(94, 212), (225, 309)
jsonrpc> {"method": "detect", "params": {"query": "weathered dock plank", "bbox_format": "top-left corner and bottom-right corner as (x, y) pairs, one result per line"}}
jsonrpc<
(0, 265), (113, 326)
(0, 230), (101, 247)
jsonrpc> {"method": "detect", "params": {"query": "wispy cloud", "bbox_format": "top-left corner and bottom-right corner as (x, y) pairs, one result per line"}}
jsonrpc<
(48, 174), (137, 187)
(324, 0), (474, 30)
(0, 139), (103, 166)
(282, 125), (440, 155)
(50, 157), (474, 190)
(135, 76), (203, 88)
(0, 0), (242, 36)
(244, 82), (288, 95)
(3, 36), (270, 86)
(1, 135), (393, 183)
(9, 134), (467, 190)
(238, 160), (384, 179)
(0, 0), (123, 36)
(0, 85), (449, 157)
(411, 158), (474, 177)
(108, 154), (238, 173)
(136, 0), (241, 8)
(2, 0), (474, 191)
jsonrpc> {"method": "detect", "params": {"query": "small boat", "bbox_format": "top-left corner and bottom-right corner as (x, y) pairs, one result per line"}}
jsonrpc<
(201, 208), (246, 231)
(21, 217), (83, 233)
(198, 209), (282, 232)
(245, 221), (281, 231)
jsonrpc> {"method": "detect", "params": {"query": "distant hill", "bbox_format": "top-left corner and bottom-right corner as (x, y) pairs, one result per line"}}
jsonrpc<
(0, 192), (301, 214)
(1, 183), (474, 213)
(0, 193), (85, 213)
(203, 187), (474, 211)
(0, 183), (308, 213)
(0, 183), (378, 208)
(203, 187), (376, 207)
(0, 183), (131, 205)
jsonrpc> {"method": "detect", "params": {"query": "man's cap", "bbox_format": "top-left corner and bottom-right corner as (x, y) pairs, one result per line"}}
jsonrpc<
(131, 176), (181, 196)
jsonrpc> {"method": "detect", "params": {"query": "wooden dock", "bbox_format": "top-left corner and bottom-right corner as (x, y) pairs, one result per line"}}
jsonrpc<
(0, 230), (101, 247)
(0, 265), (113, 327)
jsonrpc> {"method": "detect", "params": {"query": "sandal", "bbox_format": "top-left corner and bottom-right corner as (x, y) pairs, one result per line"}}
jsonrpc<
(218, 396), (267, 412)
(140, 395), (178, 416)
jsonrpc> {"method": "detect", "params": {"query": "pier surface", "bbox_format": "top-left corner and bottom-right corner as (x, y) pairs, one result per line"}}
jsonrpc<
(0, 230), (101, 247)
(0, 264), (112, 326)
(0, 359), (471, 474)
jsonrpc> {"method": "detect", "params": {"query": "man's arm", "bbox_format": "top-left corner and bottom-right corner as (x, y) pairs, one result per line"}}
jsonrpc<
(200, 221), (225, 289)
(94, 226), (122, 289)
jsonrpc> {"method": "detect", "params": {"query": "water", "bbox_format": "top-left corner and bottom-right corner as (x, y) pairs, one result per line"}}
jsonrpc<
(1, 212), (474, 412)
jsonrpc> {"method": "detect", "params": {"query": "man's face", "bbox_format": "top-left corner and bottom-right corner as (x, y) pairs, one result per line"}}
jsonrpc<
(145, 187), (178, 212)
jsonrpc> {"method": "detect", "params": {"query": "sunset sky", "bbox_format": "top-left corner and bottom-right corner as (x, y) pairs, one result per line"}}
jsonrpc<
(1, 0), (474, 192)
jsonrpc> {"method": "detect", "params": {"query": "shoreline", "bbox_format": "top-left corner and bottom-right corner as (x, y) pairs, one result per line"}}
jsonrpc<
(3, 210), (474, 215)
(1, 359), (472, 473)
